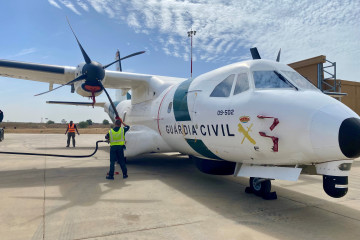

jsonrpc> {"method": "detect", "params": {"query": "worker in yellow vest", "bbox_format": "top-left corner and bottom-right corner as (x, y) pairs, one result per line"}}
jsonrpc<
(105, 118), (130, 180)
(65, 121), (80, 147)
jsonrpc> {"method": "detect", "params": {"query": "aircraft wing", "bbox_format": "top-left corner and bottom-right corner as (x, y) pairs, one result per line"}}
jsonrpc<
(0, 59), (186, 104)
(104, 70), (186, 104)
(0, 59), (76, 84)
(103, 70), (185, 89)
(103, 70), (152, 89)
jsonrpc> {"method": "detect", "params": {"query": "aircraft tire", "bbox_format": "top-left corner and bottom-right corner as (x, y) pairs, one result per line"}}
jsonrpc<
(0, 128), (4, 142)
(249, 177), (271, 197)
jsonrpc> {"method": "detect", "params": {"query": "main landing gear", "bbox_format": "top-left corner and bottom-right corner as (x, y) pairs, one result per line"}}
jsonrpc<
(245, 177), (277, 200)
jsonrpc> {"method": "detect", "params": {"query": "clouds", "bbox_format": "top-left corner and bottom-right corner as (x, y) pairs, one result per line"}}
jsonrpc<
(48, 0), (360, 80)
(10, 48), (37, 58)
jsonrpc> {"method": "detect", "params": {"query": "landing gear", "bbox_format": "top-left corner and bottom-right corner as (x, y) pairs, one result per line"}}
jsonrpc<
(245, 177), (277, 200)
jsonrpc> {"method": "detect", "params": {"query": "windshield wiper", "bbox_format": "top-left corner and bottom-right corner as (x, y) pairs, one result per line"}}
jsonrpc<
(275, 71), (298, 90)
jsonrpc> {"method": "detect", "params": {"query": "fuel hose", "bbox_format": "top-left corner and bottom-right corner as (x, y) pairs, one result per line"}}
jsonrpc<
(0, 140), (107, 158)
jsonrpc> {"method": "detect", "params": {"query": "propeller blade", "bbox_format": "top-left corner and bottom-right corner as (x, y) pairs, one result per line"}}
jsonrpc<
(250, 47), (261, 60)
(66, 17), (91, 64)
(97, 80), (120, 119)
(34, 74), (86, 96)
(276, 48), (281, 62)
(103, 51), (145, 69)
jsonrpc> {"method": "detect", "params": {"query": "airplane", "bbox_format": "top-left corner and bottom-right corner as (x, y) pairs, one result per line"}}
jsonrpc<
(1, 24), (360, 200)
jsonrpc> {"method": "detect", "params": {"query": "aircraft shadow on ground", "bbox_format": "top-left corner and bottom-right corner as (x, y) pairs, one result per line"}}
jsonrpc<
(1, 153), (360, 239)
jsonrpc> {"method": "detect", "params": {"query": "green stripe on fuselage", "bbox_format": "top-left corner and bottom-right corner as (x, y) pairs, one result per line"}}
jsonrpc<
(173, 79), (220, 160)
(173, 79), (192, 121)
(186, 139), (222, 160)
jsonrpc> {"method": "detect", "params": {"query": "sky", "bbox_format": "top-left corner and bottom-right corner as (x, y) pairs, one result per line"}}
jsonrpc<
(0, 0), (359, 123)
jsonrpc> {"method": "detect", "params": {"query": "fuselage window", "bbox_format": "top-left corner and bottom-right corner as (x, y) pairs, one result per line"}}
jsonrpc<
(210, 74), (235, 97)
(167, 102), (172, 113)
(234, 73), (249, 95)
(253, 71), (295, 89)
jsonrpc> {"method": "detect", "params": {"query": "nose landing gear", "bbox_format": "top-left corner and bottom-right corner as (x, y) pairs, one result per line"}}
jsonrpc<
(245, 177), (277, 200)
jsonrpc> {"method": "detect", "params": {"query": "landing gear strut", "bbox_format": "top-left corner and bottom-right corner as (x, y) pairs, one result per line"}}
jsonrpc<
(245, 177), (277, 200)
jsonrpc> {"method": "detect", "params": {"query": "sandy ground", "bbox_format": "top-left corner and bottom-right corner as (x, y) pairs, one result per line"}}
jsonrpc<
(0, 134), (360, 240)
(1, 122), (110, 134)
(3, 128), (109, 134)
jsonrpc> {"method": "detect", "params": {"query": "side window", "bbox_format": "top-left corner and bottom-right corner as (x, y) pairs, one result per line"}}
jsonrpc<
(234, 73), (249, 95)
(210, 74), (235, 97)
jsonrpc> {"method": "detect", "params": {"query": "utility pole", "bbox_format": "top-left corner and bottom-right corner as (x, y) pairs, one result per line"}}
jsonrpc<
(187, 28), (196, 78)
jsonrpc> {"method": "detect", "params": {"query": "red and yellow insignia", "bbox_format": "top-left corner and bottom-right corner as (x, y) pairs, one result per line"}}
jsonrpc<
(240, 116), (250, 123)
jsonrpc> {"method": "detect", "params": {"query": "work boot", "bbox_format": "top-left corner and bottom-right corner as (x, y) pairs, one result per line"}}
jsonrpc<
(106, 176), (114, 180)
(123, 174), (128, 179)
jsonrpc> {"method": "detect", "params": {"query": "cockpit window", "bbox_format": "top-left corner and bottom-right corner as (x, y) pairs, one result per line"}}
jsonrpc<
(210, 74), (235, 97)
(234, 73), (249, 95)
(253, 71), (295, 89)
(281, 70), (319, 91)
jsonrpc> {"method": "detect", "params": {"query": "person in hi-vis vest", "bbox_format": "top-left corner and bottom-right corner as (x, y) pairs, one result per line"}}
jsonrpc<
(105, 118), (130, 180)
(65, 121), (80, 147)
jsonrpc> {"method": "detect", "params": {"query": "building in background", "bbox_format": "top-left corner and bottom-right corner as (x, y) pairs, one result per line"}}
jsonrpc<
(289, 56), (360, 115)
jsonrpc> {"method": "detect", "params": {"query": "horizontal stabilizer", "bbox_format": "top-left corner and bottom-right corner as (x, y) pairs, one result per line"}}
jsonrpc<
(46, 101), (105, 107)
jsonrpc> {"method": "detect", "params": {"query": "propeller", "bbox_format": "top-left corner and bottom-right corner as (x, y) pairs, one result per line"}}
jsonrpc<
(34, 18), (145, 116)
(35, 74), (87, 96)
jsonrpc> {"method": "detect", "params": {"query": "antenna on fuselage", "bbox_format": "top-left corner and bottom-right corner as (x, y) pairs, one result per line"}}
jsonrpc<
(276, 48), (281, 62)
(250, 47), (261, 60)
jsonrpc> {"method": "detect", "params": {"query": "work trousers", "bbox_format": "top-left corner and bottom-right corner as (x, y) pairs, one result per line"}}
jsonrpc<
(109, 145), (127, 177)
(67, 132), (76, 147)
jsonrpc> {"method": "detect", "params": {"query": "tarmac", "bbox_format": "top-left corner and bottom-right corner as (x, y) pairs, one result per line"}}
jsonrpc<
(0, 134), (360, 240)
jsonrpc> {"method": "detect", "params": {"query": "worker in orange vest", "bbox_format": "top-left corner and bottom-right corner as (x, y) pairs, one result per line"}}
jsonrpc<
(65, 120), (80, 147)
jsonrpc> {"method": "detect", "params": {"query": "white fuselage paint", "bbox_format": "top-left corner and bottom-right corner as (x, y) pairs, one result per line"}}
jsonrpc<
(110, 60), (357, 165)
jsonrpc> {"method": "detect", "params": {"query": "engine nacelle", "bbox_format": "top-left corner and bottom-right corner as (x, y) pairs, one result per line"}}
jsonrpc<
(192, 156), (236, 175)
(74, 82), (103, 97)
(73, 62), (104, 97)
(323, 175), (348, 198)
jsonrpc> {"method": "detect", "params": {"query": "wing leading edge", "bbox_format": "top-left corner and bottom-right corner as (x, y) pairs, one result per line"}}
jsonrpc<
(0, 59), (75, 84)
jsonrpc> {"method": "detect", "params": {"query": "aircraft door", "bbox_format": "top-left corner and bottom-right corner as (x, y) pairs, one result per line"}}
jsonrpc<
(187, 90), (201, 121)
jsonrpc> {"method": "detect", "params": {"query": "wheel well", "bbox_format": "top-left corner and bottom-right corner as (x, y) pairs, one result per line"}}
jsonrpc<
(192, 156), (236, 175)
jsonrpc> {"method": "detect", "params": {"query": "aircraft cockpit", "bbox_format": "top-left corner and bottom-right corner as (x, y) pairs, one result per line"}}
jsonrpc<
(209, 68), (319, 98)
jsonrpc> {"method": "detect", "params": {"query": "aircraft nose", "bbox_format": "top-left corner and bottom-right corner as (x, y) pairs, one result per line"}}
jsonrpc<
(339, 118), (360, 158)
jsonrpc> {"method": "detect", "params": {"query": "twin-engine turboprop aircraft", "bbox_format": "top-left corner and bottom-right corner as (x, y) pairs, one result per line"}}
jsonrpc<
(1, 23), (360, 200)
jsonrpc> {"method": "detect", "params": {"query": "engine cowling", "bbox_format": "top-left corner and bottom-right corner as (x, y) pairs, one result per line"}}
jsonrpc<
(74, 82), (103, 97)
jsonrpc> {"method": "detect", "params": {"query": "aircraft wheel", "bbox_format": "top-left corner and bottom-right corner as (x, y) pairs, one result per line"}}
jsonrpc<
(249, 177), (271, 197)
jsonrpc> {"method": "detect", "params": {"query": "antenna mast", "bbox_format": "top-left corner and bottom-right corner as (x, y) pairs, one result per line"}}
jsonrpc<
(187, 28), (196, 78)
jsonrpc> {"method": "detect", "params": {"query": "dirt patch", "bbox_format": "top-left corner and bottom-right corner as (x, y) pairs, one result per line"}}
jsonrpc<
(0, 122), (112, 134)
